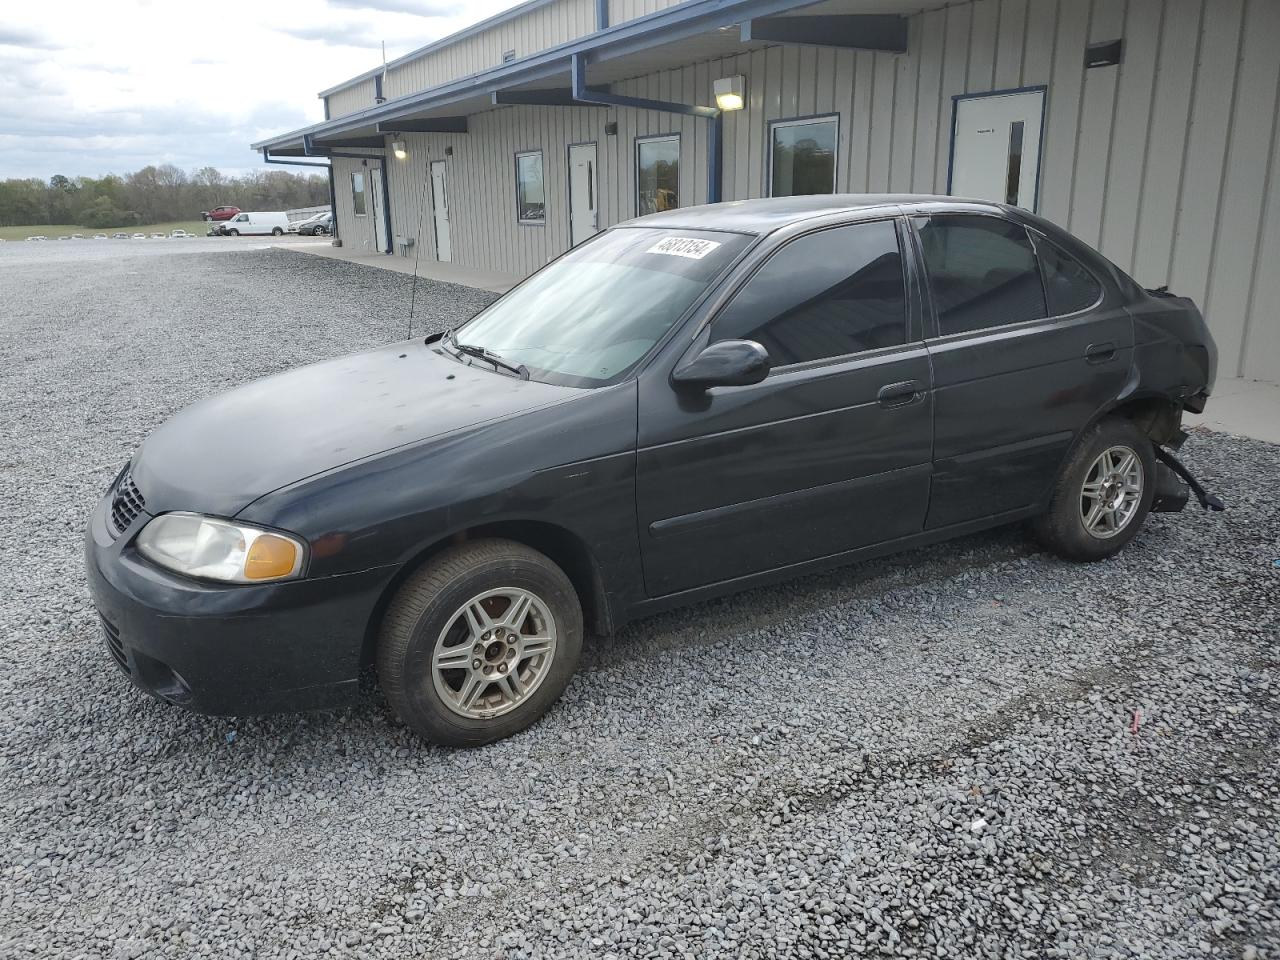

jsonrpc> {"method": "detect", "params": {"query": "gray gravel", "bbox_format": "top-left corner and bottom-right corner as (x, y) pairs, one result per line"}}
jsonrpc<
(1, 242), (1277, 960)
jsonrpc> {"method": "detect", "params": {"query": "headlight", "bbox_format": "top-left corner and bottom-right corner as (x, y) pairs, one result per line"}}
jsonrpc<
(135, 513), (306, 583)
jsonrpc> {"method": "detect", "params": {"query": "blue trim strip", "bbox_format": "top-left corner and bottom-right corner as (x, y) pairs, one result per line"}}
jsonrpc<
(569, 53), (717, 118)
(572, 53), (722, 207)
(946, 85), (1048, 213)
(318, 0), (561, 97)
(255, 0), (808, 151)
(262, 149), (328, 169)
(596, 0), (608, 30)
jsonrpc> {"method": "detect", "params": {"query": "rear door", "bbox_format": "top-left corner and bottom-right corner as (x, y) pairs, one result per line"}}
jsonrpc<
(912, 211), (1132, 529)
(635, 217), (934, 597)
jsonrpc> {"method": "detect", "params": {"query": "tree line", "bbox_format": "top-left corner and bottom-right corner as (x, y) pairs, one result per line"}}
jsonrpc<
(0, 165), (331, 228)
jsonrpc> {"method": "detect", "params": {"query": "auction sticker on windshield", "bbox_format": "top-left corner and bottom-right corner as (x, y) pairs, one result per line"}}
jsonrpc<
(647, 236), (722, 259)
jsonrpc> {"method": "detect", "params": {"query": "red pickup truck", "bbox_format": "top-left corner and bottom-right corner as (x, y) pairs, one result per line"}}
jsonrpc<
(201, 205), (241, 222)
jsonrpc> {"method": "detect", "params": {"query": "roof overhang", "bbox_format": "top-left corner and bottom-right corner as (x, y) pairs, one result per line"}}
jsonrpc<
(254, 0), (928, 154)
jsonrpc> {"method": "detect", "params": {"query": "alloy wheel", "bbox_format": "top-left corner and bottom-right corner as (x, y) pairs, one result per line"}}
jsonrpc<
(1080, 444), (1144, 539)
(431, 587), (558, 719)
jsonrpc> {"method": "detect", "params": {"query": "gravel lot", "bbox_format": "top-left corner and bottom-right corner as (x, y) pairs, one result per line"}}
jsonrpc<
(1, 241), (1277, 960)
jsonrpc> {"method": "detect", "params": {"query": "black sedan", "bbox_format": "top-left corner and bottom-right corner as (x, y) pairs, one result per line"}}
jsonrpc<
(86, 195), (1219, 746)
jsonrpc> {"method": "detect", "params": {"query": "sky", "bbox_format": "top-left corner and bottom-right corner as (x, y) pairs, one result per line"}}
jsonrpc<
(0, 0), (521, 180)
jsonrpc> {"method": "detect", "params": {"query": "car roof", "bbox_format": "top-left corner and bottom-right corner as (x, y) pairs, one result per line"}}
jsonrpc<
(623, 194), (1005, 234)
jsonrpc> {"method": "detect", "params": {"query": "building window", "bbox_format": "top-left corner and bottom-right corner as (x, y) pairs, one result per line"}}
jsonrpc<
(769, 116), (838, 197)
(636, 135), (679, 216)
(502, 49), (516, 62)
(515, 151), (545, 224)
(350, 172), (367, 216)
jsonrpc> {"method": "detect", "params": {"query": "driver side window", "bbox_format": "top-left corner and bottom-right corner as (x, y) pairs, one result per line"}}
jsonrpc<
(710, 220), (908, 367)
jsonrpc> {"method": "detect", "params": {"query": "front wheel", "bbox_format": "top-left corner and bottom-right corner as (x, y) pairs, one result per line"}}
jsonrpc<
(226, 228), (239, 236)
(1032, 417), (1156, 562)
(376, 539), (583, 746)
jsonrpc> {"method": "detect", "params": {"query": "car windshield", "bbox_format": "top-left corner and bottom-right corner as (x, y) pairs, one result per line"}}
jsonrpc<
(453, 227), (752, 387)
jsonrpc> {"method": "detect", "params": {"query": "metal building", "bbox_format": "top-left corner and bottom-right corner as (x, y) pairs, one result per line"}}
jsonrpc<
(253, 0), (1280, 382)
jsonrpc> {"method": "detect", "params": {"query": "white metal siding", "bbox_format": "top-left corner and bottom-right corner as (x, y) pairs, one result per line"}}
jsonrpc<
(377, 0), (1280, 380)
(327, 78), (379, 120)
(384, 0), (597, 100)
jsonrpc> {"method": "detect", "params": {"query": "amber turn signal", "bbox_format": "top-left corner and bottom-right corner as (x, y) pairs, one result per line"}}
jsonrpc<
(244, 534), (301, 580)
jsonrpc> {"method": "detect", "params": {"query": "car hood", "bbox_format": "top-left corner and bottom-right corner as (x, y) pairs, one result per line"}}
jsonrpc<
(131, 339), (581, 518)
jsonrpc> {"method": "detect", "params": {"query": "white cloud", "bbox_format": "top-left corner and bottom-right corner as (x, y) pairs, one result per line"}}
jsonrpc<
(0, 0), (521, 179)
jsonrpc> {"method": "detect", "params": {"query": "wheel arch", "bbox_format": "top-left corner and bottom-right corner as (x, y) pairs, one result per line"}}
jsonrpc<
(360, 519), (614, 668)
(1091, 391), (1185, 445)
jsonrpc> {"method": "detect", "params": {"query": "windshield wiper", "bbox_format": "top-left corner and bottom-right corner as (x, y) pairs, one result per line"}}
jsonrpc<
(443, 330), (529, 380)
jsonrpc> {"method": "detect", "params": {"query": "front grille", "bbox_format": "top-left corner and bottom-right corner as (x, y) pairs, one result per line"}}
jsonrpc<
(100, 614), (129, 674)
(109, 470), (145, 537)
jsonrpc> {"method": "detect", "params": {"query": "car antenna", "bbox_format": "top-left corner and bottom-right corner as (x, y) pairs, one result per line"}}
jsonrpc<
(407, 151), (432, 340)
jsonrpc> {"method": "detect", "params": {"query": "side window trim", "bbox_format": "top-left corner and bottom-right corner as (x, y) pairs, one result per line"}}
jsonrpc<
(911, 210), (1053, 342)
(1025, 228), (1106, 319)
(706, 216), (913, 372)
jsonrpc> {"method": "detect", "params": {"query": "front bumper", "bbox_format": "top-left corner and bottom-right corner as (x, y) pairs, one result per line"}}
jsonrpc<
(84, 493), (396, 716)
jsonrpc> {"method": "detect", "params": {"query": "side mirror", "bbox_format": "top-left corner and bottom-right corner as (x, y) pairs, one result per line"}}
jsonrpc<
(671, 339), (770, 391)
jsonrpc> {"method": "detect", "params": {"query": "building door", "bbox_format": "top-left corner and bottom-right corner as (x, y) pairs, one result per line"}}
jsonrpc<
(370, 165), (388, 253)
(568, 143), (598, 246)
(430, 160), (452, 262)
(950, 88), (1045, 211)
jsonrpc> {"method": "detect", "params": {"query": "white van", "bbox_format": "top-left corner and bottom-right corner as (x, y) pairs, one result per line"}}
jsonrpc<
(219, 212), (290, 237)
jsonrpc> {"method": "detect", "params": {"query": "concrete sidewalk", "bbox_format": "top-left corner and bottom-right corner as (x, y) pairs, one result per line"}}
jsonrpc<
(283, 241), (1277, 444)
(283, 241), (520, 294)
(1188, 377), (1280, 444)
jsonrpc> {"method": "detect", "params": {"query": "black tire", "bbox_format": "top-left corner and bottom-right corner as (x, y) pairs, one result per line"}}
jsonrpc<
(1032, 417), (1157, 562)
(226, 228), (239, 236)
(271, 227), (284, 236)
(376, 539), (583, 747)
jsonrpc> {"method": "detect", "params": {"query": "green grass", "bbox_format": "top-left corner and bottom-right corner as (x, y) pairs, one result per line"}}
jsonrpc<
(0, 220), (209, 241)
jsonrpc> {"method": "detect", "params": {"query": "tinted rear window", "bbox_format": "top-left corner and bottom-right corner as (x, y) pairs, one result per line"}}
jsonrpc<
(917, 214), (1047, 336)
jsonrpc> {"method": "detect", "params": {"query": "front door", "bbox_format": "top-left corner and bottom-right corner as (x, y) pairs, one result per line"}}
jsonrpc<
(568, 143), (598, 246)
(636, 218), (933, 597)
(914, 211), (1132, 529)
(950, 89), (1044, 210)
(430, 160), (452, 262)
(369, 165), (387, 253)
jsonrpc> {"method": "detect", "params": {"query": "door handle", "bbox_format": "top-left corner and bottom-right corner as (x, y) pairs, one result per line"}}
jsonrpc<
(1086, 342), (1117, 363)
(877, 380), (921, 408)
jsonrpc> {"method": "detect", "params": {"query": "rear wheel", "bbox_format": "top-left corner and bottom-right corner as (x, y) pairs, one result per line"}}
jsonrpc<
(1033, 417), (1156, 561)
(271, 226), (284, 236)
(376, 539), (583, 746)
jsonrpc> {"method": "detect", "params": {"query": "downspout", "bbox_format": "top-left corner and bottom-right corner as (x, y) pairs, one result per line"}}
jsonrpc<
(262, 149), (341, 246)
(595, 0), (608, 30)
(569, 53), (723, 204)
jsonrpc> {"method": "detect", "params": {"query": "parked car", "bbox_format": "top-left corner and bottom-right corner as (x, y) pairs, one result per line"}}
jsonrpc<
(291, 212), (333, 236)
(72, 234), (85, 240)
(86, 196), (1221, 747)
(149, 232), (165, 239)
(218, 211), (289, 237)
(169, 229), (191, 239)
(202, 205), (240, 222)
(131, 233), (145, 239)
(94, 234), (108, 240)
(25, 235), (48, 241)
(57, 236), (70, 241)
(111, 233), (129, 240)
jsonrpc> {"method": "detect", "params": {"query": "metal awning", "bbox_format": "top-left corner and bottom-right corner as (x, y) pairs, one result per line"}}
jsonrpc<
(253, 0), (925, 155)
